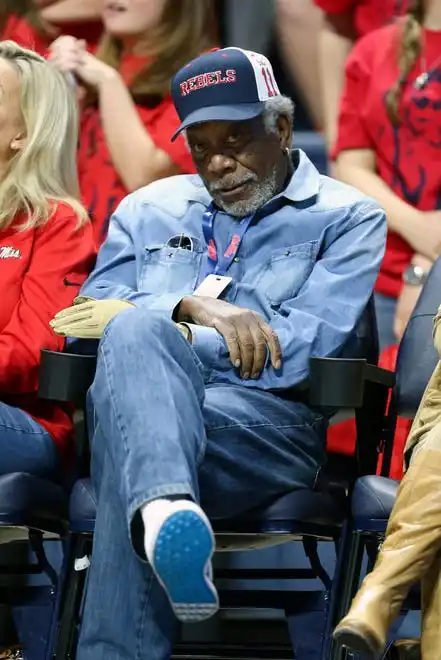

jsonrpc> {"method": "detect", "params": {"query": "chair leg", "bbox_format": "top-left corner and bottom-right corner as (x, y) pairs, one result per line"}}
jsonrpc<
(54, 534), (91, 660)
(322, 528), (365, 660)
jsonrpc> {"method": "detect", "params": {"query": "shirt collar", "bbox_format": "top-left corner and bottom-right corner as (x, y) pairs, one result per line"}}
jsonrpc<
(186, 148), (320, 207)
(282, 149), (320, 203)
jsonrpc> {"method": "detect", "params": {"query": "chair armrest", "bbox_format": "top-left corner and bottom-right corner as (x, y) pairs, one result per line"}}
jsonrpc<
(38, 349), (97, 403)
(309, 357), (395, 408)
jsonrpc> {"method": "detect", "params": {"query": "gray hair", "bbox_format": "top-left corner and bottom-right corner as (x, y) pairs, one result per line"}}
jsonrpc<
(183, 94), (295, 143)
(261, 95), (295, 134)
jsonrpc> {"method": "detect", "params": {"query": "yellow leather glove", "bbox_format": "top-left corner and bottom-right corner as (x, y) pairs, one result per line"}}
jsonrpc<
(50, 297), (135, 339)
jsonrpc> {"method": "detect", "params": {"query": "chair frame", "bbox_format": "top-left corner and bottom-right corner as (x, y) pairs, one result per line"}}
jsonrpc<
(36, 349), (395, 660)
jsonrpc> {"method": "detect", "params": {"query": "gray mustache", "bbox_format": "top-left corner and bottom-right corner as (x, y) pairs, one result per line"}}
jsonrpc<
(208, 175), (257, 193)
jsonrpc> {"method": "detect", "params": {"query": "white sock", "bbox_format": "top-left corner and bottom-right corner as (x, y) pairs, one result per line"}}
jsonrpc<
(141, 498), (173, 550)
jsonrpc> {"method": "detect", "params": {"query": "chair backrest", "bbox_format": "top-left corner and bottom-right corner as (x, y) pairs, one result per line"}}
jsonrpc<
(315, 295), (381, 489)
(293, 131), (328, 175)
(394, 256), (441, 418)
(341, 295), (379, 366)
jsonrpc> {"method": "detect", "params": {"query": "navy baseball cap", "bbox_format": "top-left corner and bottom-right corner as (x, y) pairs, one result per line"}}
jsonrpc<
(170, 48), (280, 141)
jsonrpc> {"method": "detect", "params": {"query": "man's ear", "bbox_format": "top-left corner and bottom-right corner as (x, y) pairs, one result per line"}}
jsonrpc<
(277, 114), (293, 151)
(10, 133), (27, 152)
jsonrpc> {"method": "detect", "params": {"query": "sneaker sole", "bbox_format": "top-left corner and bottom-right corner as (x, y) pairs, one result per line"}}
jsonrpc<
(333, 627), (381, 659)
(152, 508), (219, 623)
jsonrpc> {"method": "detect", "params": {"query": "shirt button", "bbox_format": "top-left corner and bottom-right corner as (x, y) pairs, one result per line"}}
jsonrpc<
(234, 257), (240, 263)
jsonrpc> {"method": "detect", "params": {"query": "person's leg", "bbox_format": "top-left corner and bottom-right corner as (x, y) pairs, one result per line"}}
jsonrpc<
(77, 309), (212, 660)
(0, 402), (58, 477)
(77, 308), (326, 660)
(77, 442), (178, 660)
(199, 384), (326, 519)
(0, 402), (59, 655)
(374, 292), (398, 350)
(421, 553), (441, 658)
(333, 420), (441, 658)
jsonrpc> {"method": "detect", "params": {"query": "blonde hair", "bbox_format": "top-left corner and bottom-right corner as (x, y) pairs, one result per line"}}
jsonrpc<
(92, 0), (216, 102)
(0, 40), (88, 230)
(386, 0), (425, 125)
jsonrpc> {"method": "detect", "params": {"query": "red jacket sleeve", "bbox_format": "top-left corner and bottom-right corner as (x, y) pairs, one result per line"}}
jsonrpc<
(332, 33), (376, 158)
(0, 206), (96, 394)
(313, 0), (356, 13)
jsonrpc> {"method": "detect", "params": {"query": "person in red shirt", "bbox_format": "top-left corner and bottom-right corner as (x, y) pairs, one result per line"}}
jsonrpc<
(0, 0), (102, 55)
(48, 0), (216, 246)
(334, 0), (441, 350)
(315, 0), (409, 152)
(0, 40), (95, 654)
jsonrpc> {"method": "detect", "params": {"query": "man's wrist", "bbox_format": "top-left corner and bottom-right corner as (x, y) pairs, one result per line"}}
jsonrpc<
(174, 296), (193, 323)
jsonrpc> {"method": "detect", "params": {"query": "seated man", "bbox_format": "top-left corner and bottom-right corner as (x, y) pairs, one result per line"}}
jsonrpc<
(51, 48), (386, 660)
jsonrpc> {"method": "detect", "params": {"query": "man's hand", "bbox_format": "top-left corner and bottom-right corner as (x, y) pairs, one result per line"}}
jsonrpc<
(50, 298), (135, 338)
(177, 296), (282, 379)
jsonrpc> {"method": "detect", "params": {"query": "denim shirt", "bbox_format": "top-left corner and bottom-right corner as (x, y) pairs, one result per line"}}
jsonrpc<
(81, 150), (386, 391)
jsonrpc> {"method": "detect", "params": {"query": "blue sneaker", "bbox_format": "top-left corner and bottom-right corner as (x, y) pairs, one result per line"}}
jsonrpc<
(144, 500), (219, 623)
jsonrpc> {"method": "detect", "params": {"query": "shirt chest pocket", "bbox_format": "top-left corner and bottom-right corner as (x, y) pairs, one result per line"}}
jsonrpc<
(139, 244), (203, 295)
(259, 240), (320, 306)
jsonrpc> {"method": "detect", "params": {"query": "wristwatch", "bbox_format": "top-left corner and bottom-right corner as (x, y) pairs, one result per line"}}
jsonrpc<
(403, 264), (428, 286)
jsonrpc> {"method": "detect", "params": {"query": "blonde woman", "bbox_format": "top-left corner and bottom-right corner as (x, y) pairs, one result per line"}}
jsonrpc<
(0, 41), (95, 477)
(0, 39), (95, 656)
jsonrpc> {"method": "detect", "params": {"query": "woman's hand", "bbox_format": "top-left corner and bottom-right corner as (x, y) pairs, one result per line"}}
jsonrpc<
(75, 51), (118, 88)
(48, 35), (84, 75)
(394, 283), (423, 342)
(49, 36), (117, 89)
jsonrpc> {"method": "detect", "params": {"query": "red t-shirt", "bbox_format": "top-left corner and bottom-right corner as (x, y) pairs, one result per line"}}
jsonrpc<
(313, 0), (408, 37)
(1, 14), (48, 54)
(78, 54), (196, 245)
(0, 203), (96, 462)
(1, 13), (102, 55)
(334, 23), (441, 298)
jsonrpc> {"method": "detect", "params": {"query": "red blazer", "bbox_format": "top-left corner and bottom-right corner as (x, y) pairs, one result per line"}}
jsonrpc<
(0, 202), (96, 462)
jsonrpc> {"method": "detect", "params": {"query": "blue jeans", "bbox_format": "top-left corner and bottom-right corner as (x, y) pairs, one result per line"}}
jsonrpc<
(0, 402), (58, 477)
(76, 309), (327, 660)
